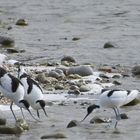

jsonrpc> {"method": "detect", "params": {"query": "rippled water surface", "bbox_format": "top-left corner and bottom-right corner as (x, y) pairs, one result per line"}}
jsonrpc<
(1, 0), (140, 140)
(0, 0), (140, 65)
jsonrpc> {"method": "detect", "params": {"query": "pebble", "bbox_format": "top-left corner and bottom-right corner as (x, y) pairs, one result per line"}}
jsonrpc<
(41, 133), (67, 139)
(61, 56), (76, 63)
(67, 120), (79, 128)
(103, 42), (118, 48)
(0, 36), (15, 46)
(132, 65), (140, 76)
(16, 19), (28, 26)
(90, 116), (111, 124)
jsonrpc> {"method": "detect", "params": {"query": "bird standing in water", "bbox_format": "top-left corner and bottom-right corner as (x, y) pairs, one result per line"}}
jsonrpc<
(82, 89), (139, 128)
(0, 67), (37, 121)
(18, 65), (48, 118)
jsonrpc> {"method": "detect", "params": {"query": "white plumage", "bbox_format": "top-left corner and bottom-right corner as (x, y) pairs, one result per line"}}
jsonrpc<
(18, 66), (47, 118)
(0, 67), (36, 121)
(82, 89), (139, 128)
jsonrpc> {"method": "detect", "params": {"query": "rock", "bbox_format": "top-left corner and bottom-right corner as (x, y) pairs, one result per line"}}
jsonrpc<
(0, 118), (6, 125)
(67, 120), (79, 128)
(79, 85), (90, 92)
(69, 85), (79, 90)
(72, 37), (80, 41)
(98, 66), (112, 73)
(61, 56), (76, 63)
(55, 84), (64, 90)
(90, 116), (111, 124)
(67, 65), (93, 76)
(41, 133), (67, 139)
(123, 98), (140, 106)
(0, 36), (14, 46)
(103, 42), (117, 48)
(67, 74), (82, 79)
(15, 119), (29, 131)
(68, 89), (80, 96)
(35, 73), (47, 83)
(7, 48), (25, 53)
(48, 71), (61, 79)
(120, 113), (128, 119)
(132, 65), (140, 75)
(0, 126), (23, 134)
(113, 80), (122, 85)
(16, 19), (28, 26)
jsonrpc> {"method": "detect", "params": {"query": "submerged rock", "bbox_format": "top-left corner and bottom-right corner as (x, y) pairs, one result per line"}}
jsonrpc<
(120, 113), (128, 119)
(16, 19), (28, 26)
(0, 36), (14, 47)
(15, 119), (29, 131)
(90, 116), (111, 124)
(132, 65), (140, 76)
(0, 118), (6, 125)
(103, 42), (118, 48)
(41, 133), (67, 139)
(67, 120), (80, 128)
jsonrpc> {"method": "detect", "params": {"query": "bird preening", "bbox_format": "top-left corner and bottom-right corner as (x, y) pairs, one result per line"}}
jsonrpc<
(81, 89), (139, 128)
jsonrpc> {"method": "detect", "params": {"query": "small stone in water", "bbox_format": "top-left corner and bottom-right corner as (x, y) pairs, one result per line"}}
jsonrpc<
(41, 133), (67, 139)
(120, 113), (128, 119)
(67, 120), (79, 128)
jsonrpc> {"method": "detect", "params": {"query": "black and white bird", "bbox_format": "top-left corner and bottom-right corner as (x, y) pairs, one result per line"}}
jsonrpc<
(0, 67), (37, 121)
(18, 65), (48, 118)
(82, 89), (139, 128)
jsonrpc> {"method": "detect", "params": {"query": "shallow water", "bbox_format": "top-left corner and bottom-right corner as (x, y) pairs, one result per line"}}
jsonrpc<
(1, 100), (140, 140)
(0, 0), (140, 65)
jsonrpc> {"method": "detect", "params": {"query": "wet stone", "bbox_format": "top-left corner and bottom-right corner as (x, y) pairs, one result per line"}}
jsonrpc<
(67, 120), (80, 128)
(16, 19), (28, 26)
(0, 36), (15, 47)
(90, 116), (111, 124)
(41, 133), (67, 139)
(120, 113), (128, 119)
(79, 85), (90, 92)
(103, 42), (117, 48)
(132, 65), (140, 76)
(15, 119), (29, 131)
(113, 80), (122, 85)
(0, 118), (6, 125)
(61, 56), (76, 63)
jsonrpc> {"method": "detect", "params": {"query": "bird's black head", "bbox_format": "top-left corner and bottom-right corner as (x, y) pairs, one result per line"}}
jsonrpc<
(19, 100), (30, 109)
(36, 100), (48, 117)
(81, 104), (100, 122)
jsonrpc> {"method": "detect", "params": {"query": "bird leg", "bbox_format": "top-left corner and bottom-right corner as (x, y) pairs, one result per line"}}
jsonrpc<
(10, 101), (17, 121)
(113, 107), (121, 128)
(20, 108), (26, 120)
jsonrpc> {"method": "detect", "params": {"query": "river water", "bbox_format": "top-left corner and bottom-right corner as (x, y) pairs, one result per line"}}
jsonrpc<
(0, 0), (140, 65)
(0, 0), (140, 140)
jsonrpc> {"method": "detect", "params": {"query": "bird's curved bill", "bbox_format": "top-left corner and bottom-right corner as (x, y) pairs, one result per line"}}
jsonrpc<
(42, 107), (48, 117)
(81, 113), (90, 122)
(27, 108), (41, 122)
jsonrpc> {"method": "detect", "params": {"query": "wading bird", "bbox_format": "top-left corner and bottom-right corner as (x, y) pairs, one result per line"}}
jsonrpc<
(82, 89), (139, 128)
(0, 67), (38, 121)
(18, 65), (48, 118)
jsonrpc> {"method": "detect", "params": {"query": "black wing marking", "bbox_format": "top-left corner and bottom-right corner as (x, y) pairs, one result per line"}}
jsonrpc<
(107, 89), (120, 97)
(27, 77), (43, 94)
(8, 74), (20, 92)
